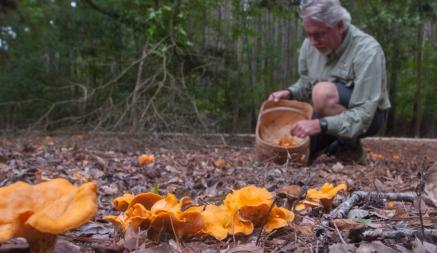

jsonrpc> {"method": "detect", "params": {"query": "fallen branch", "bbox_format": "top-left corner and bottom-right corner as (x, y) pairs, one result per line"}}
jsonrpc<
(325, 191), (435, 223)
(362, 228), (437, 241)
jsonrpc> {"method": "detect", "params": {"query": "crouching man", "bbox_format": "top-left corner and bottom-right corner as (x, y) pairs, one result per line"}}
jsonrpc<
(269, 0), (391, 163)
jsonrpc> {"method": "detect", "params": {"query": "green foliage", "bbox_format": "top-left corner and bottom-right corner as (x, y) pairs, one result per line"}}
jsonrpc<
(0, 0), (437, 136)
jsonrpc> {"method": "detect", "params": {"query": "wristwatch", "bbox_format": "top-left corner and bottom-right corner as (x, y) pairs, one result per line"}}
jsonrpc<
(319, 118), (328, 134)
(287, 88), (294, 100)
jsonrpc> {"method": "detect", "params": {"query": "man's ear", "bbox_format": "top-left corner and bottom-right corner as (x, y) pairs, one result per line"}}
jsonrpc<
(336, 20), (345, 33)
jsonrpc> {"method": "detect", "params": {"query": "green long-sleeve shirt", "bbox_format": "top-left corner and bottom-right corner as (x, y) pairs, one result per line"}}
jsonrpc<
(288, 24), (391, 139)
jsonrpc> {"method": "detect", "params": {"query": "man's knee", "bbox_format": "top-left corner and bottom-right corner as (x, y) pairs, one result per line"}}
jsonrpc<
(312, 82), (340, 115)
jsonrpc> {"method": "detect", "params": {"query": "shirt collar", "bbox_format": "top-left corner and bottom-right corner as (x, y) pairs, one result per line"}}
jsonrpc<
(327, 25), (351, 61)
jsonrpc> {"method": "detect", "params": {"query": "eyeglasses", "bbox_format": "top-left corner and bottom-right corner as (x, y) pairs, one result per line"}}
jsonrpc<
(305, 30), (329, 40)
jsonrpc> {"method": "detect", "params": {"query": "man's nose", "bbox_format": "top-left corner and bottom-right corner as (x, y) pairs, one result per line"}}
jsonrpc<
(309, 37), (320, 46)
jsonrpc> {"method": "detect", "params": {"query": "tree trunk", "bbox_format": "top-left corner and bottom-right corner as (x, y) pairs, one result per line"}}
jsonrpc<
(412, 21), (424, 137)
(386, 20), (400, 136)
(241, 0), (256, 131)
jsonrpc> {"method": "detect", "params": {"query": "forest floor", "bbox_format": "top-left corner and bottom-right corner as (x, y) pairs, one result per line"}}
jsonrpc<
(0, 133), (437, 253)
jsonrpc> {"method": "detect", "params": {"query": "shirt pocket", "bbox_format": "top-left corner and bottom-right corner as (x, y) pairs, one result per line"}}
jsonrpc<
(330, 68), (354, 87)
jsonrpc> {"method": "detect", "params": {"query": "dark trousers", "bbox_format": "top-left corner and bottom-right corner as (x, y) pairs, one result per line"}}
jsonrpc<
(309, 82), (387, 157)
(310, 110), (386, 157)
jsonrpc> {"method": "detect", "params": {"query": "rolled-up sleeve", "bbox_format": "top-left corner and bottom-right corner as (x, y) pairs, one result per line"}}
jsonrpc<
(288, 40), (313, 102)
(325, 46), (385, 138)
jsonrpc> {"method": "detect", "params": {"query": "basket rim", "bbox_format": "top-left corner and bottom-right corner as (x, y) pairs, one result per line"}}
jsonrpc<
(256, 104), (311, 150)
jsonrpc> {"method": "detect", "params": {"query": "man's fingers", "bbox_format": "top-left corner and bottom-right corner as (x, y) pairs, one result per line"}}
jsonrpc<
(268, 94), (277, 101)
(290, 124), (307, 138)
(269, 94), (279, 102)
(290, 124), (298, 136)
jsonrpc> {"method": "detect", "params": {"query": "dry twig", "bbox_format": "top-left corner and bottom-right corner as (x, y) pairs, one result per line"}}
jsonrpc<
(362, 228), (437, 241)
(256, 197), (278, 246)
(325, 191), (435, 224)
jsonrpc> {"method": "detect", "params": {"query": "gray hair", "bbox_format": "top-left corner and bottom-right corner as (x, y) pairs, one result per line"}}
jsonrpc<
(300, 0), (351, 27)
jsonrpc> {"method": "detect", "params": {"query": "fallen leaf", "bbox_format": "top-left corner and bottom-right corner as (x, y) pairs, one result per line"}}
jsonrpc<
(54, 239), (82, 253)
(413, 237), (437, 253)
(357, 241), (397, 253)
(143, 242), (173, 253)
(223, 243), (263, 253)
(328, 243), (356, 253)
(347, 209), (370, 219)
(425, 161), (437, 206)
(123, 226), (145, 251)
(332, 162), (344, 172)
(370, 208), (396, 219)
(393, 245), (412, 253)
(373, 178), (392, 192)
(351, 218), (371, 224)
(332, 219), (366, 231)
(294, 223), (313, 238)
(213, 159), (226, 169)
(101, 184), (120, 195)
(0, 163), (10, 173)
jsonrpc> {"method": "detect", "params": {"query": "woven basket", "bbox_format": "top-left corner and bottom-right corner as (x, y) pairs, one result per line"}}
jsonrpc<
(255, 100), (313, 165)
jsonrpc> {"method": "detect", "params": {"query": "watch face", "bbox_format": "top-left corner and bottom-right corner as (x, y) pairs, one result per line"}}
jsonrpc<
(320, 119), (328, 133)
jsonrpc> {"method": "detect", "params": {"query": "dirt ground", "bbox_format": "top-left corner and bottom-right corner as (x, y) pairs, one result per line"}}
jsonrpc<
(0, 133), (436, 252)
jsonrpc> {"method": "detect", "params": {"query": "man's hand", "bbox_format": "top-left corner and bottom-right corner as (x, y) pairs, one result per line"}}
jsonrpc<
(290, 119), (321, 138)
(268, 90), (291, 102)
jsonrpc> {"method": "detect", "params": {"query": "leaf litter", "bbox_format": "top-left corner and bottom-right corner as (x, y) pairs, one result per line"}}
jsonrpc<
(0, 134), (437, 252)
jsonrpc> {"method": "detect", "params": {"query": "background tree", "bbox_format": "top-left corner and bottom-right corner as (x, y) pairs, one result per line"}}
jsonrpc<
(0, 0), (437, 137)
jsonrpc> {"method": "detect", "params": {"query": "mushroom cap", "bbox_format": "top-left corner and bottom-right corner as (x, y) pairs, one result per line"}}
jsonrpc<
(224, 185), (273, 212)
(201, 205), (229, 240)
(277, 185), (304, 200)
(0, 178), (97, 241)
(264, 207), (294, 233)
(113, 193), (135, 211)
(137, 154), (155, 165)
(305, 183), (347, 210)
(306, 183), (347, 201)
(129, 192), (163, 210)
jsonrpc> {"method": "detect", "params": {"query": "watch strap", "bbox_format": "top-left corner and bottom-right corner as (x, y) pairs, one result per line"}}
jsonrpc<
(320, 118), (328, 134)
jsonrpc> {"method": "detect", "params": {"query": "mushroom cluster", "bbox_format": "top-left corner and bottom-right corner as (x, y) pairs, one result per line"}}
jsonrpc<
(105, 185), (294, 240)
(0, 178), (97, 253)
(105, 192), (203, 238)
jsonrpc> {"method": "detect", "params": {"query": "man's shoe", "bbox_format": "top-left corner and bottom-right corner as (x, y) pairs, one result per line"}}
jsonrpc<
(332, 139), (366, 165)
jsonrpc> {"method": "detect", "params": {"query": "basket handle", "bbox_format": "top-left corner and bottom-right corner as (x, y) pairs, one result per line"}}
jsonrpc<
(260, 106), (309, 119)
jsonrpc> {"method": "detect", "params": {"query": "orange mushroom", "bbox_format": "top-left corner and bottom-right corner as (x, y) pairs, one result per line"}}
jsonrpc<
(222, 185), (294, 237)
(368, 152), (384, 160)
(277, 136), (297, 147)
(264, 206), (293, 233)
(150, 205), (204, 238)
(201, 205), (229, 240)
(0, 178), (97, 253)
(112, 193), (135, 211)
(106, 186), (295, 241)
(105, 192), (203, 238)
(138, 154), (155, 165)
(306, 183), (347, 210)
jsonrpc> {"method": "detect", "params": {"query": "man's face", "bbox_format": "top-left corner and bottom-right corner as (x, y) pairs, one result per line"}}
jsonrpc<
(303, 19), (345, 54)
